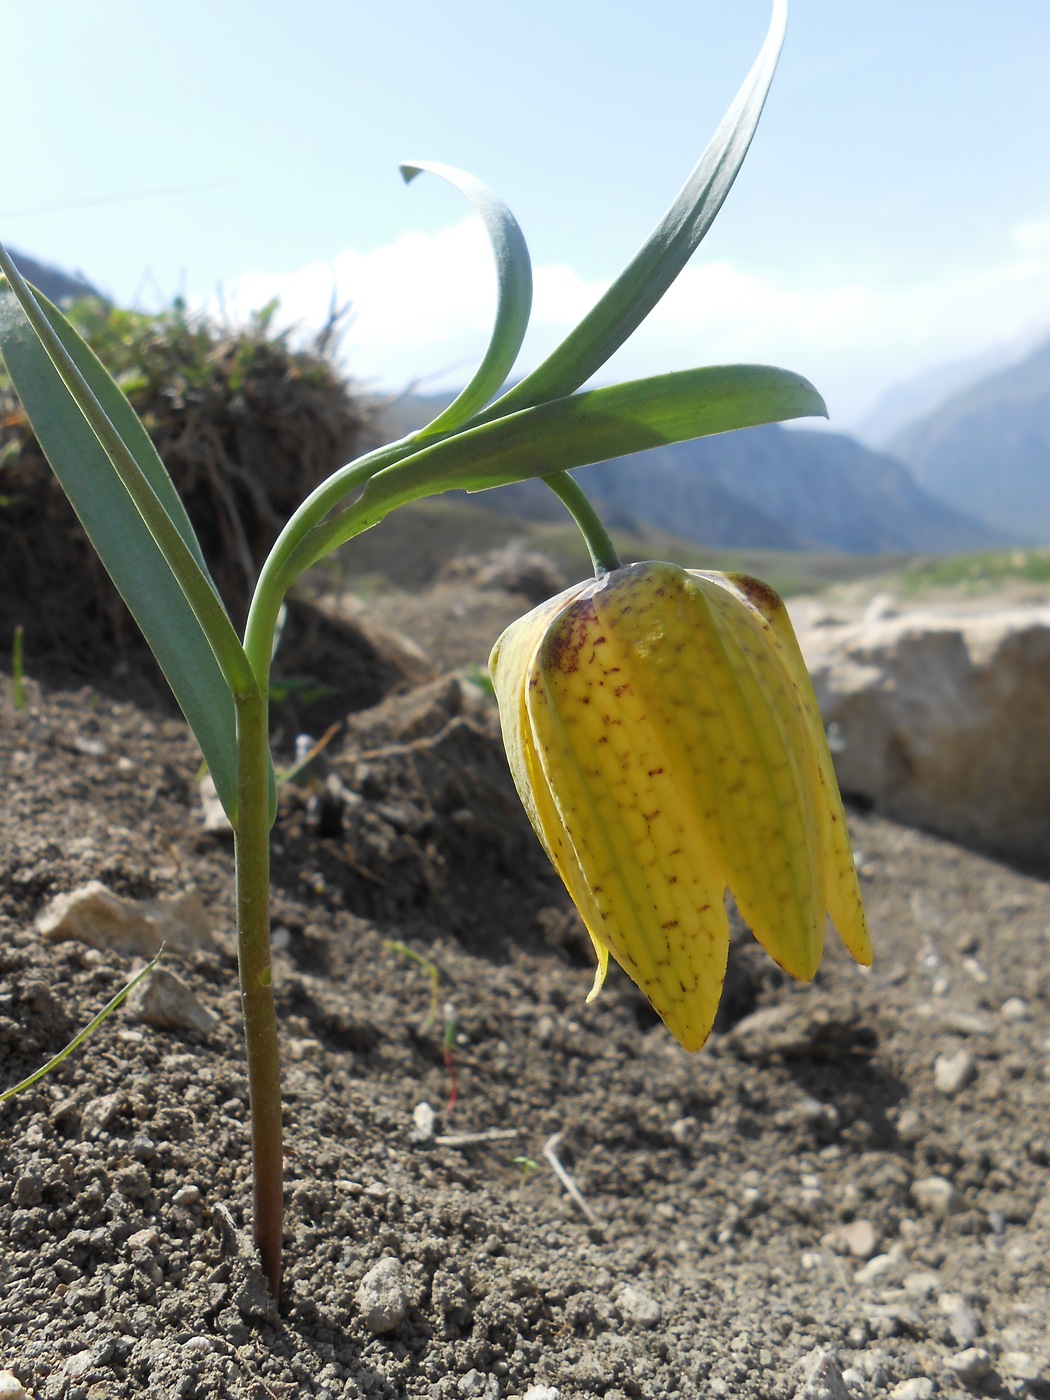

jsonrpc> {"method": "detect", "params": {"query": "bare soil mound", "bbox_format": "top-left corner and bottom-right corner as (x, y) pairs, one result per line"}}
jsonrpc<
(2, 580), (1050, 1400)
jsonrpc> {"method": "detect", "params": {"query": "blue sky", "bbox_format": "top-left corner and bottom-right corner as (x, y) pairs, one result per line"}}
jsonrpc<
(6, 1), (1050, 426)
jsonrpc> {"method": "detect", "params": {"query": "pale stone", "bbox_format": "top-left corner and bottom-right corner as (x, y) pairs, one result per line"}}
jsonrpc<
(128, 967), (216, 1035)
(911, 1175), (964, 1218)
(889, 1381), (934, 1400)
(793, 1348), (852, 1400)
(947, 1347), (992, 1385)
(36, 880), (214, 956)
(797, 603), (1050, 862)
(823, 1219), (878, 1259)
(412, 1102), (436, 1141)
(0, 1372), (29, 1400)
(616, 1284), (662, 1329)
(935, 1049), (977, 1096)
(356, 1257), (409, 1333)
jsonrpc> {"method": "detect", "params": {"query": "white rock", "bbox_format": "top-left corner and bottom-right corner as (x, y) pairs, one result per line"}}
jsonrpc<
(36, 881), (214, 956)
(853, 1253), (898, 1286)
(946, 1348), (992, 1385)
(1001, 997), (1031, 1021)
(889, 1380), (934, 1400)
(822, 1219), (878, 1259)
(128, 967), (217, 1035)
(81, 1091), (124, 1138)
(1000, 1351), (1047, 1383)
(411, 1101), (436, 1141)
(0, 1372), (29, 1400)
(797, 603), (1050, 862)
(911, 1175), (964, 1218)
(356, 1257), (409, 1333)
(63, 1352), (94, 1379)
(520, 1388), (561, 1400)
(458, 1371), (500, 1399)
(793, 1348), (852, 1399)
(616, 1284), (661, 1329)
(934, 1049), (977, 1096)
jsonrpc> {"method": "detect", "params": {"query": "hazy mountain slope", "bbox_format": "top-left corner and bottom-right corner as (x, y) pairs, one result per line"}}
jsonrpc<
(8, 247), (102, 305)
(467, 471), (809, 549)
(376, 395), (1003, 554)
(584, 424), (1003, 554)
(888, 336), (1050, 540)
(851, 344), (1030, 448)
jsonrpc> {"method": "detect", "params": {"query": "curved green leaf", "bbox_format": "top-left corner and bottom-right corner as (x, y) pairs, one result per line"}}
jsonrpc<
(483, 0), (788, 418)
(400, 161), (533, 435)
(0, 276), (246, 818)
(293, 364), (825, 571)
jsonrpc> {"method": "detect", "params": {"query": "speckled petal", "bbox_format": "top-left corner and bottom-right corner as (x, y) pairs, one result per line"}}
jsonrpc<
(718, 572), (872, 968)
(527, 577), (731, 1052)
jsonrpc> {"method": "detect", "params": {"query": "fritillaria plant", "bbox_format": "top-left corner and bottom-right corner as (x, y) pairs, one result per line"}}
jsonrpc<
(0, 0), (865, 1299)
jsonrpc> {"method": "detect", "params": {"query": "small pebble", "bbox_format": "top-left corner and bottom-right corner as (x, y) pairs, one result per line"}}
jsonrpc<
(793, 1348), (852, 1399)
(1000, 1352), (1045, 1383)
(521, 1388), (561, 1400)
(854, 1253), (898, 1286)
(63, 1352), (94, 1380)
(616, 1285), (661, 1329)
(129, 967), (216, 1036)
(458, 1371), (498, 1399)
(934, 1049), (976, 1096)
(1000, 997), (1030, 1022)
(173, 1185), (201, 1207)
(411, 1102), (436, 1141)
(945, 1301), (983, 1346)
(356, 1257), (409, 1333)
(889, 1380), (934, 1400)
(823, 1220), (877, 1259)
(911, 1175), (964, 1218)
(947, 1348), (992, 1386)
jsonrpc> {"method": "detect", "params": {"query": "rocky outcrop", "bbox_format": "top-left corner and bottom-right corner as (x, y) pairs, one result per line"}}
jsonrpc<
(796, 598), (1050, 865)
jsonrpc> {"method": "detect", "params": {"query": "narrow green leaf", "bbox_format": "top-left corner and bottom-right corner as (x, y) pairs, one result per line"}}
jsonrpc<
(0, 280), (245, 818)
(400, 161), (532, 435)
(295, 364), (825, 571)
(0, 951), (163, 1107)
(483, 0), (788, 417)
(0, 250), (253, 698)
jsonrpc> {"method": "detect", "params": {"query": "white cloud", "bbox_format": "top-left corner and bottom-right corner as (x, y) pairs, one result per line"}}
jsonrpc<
(215, 211), (1050, 426)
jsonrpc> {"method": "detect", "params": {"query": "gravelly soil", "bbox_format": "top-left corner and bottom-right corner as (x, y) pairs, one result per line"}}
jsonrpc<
(2, 583), (1050, 1400)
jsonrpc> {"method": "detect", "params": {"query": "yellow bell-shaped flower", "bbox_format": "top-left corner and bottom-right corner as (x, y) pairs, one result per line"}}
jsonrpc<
(489, 561), (871, 1052)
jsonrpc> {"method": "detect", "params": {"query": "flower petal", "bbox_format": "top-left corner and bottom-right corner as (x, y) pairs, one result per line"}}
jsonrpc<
(490, 588), (613, 987)
(592, 563), (825, 983)
(721, 573), (872, 967)
(527, 580), (731, 1052)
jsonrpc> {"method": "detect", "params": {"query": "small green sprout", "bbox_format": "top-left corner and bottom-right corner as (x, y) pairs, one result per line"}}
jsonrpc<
(0, 1), (818, 1298)
(386, 940), (460, 1109)
(512, 1155), (542, 1187)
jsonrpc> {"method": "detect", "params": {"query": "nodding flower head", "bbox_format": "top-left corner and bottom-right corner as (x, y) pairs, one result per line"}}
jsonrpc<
(489, 561), (871, 1052)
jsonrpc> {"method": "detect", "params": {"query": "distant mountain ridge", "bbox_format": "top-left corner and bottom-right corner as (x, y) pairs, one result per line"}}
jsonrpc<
(378, 391), (1004, 556)
(888, 335), (1050, 541)
(8, 248), (102, 306)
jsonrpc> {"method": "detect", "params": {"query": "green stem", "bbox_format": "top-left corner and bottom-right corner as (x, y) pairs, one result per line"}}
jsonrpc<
(542, 471), (622, 576)
(12, 625), (25, 711)
(234, 686), (283, 1300)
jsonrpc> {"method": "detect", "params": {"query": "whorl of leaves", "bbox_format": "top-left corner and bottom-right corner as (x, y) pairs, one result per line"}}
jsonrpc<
(0, 298), (372, 664)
